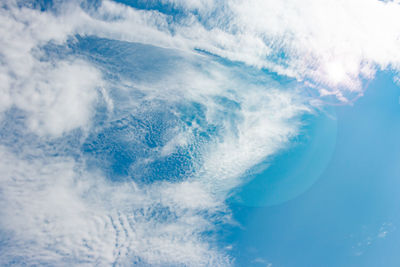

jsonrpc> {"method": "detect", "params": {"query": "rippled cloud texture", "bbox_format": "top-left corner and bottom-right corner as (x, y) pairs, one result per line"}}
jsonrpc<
(0, 0), (399, 266)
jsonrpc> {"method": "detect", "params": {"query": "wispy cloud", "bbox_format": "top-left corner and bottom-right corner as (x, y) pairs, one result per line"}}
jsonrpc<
(7, 0), (400, 102)
(351, 222), (396, 257)
(0, 1), (307, 265)
(151, 0), (400, 101)
(1, 0), (397, 265)
(82, 0), (400, 101)
(0, 145), (231, 266)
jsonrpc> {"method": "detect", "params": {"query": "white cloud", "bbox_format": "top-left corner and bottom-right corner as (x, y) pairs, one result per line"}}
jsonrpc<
(377, 222), (395, 238)
(8, 0), (400, 101)
(153, 0), (400, 100)
(199, 87), (308, 197)
(0, 145), (231, 266)
(67, 0), (400, 101)
(0, 1), (322, 264)
(7, 0), (400, 103)
(0, 2), (102, 136)
(351, 222), (396, 256)
(6, 0), (398, 265)
(17, 60), (101, 136)
(0, 2), (236, 265)
(252, 257), (272, 266)
(116, 57), (308, 196)
(223, 0), (400, 92)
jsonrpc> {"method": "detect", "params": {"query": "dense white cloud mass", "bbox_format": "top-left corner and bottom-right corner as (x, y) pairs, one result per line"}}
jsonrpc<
(0, 0), (399, 265)
(158, 0), (400, 100)
(0, 2), (101, 136)
(90, 0), (400, 101)
(4, 0), (400, 102)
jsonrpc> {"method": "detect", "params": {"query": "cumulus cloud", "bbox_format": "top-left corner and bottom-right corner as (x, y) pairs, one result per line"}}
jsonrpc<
(0, 1), (102, 136)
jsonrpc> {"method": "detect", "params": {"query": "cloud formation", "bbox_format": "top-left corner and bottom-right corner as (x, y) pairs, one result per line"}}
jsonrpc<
(6, 0), (400, 102)
(85, 0), (400, 101)
(1, 0), (399, 265)
(155, 0), (400, 101)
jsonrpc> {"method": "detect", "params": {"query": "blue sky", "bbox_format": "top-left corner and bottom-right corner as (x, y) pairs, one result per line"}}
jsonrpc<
(1, 0), (400, 266)
(227, 71), (400, 266)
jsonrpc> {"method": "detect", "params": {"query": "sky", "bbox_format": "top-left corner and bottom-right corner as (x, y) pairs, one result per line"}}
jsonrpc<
(227, 71), (400, 267)
(0, 0), (400, 266)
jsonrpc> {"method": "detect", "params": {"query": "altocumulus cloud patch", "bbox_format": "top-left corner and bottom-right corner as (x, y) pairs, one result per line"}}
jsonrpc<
(0, 0), (400, 266)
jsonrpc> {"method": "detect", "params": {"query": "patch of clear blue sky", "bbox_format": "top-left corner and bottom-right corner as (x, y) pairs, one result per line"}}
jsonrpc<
(226, 70), (400, 267)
